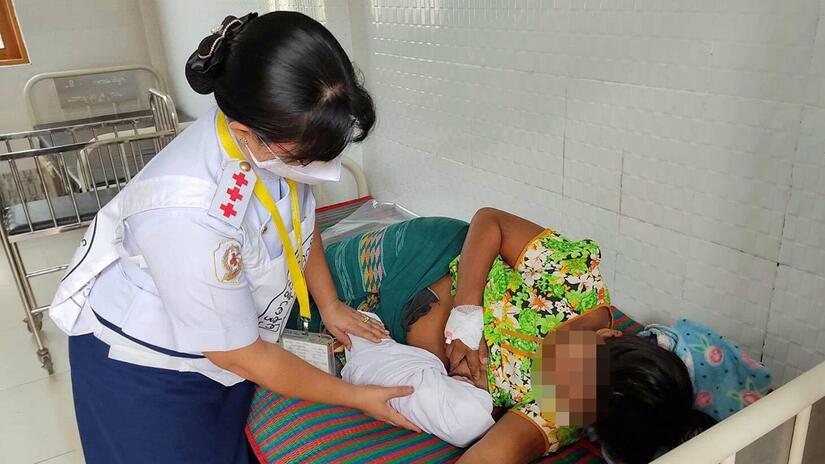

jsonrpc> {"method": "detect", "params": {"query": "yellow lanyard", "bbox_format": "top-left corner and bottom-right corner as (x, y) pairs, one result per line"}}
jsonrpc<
(216, 112), (311, 322)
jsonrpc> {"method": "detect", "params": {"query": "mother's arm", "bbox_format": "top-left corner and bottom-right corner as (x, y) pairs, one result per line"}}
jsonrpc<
(457, 411), (548, 464)
(449, 208), (545, 379)
(454, 208), (544, 306)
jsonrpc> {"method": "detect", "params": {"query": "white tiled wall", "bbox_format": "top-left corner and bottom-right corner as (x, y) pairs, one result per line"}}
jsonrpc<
(348, 0), (825, 384)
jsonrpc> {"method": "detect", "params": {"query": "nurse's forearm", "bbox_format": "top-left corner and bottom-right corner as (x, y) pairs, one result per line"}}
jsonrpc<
(454, 208), (543, 306)
(205, 338), (358, 407)
(303, 221), (388, 345)
(305, 223), (339, 311)
(206, 339), (421, 433)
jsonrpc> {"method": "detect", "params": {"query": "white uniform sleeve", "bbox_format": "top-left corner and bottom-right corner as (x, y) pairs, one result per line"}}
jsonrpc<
(124, 208), (259, 353)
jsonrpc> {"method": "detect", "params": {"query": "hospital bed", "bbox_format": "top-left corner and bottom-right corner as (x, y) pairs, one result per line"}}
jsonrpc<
(249, 201), (825, 464)
(0, 66), (177, 374)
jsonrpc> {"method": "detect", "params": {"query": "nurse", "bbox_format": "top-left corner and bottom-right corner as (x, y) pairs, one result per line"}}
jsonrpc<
(49, 11), (418, 464)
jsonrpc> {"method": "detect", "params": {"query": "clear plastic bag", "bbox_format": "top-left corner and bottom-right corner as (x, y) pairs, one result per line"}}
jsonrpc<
(320, 199), (418, 245)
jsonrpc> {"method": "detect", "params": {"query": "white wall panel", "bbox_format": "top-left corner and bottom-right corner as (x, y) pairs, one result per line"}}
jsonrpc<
(355, 0), (825, 383)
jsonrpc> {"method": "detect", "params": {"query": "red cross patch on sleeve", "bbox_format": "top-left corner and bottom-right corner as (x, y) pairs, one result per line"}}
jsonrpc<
(208, 160), (257, 228)
(213, 240), (243, 285)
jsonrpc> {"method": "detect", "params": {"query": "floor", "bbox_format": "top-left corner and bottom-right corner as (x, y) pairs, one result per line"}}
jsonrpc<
(1, 230), (85, 464)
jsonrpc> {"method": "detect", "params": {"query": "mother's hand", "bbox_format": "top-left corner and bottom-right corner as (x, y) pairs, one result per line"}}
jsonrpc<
(318, 300), (389, 348)
(446, 339), (489, 383)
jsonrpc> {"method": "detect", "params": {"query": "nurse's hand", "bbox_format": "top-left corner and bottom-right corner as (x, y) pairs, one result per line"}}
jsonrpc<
(354, 385), (421, 433)
(319, 300), (389, 348)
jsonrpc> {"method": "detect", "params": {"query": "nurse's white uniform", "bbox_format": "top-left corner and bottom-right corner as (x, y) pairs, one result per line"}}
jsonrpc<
(49, 108), (314, 463)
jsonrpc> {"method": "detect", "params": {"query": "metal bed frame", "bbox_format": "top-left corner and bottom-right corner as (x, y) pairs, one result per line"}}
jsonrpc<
(654, 359), (825, 464)
(0, 83), (178, 374)
(22, 64), (167, 128)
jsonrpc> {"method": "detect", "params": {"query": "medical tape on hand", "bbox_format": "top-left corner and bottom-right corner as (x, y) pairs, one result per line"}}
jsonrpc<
(444, 304), (484, 350)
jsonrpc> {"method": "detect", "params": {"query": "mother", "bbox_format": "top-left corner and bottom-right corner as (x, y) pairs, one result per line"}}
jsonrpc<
(50, 11), (417, 464)
(293, 209), (629, 462)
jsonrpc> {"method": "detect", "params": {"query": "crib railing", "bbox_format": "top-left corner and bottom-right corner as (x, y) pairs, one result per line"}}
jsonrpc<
(652, 359), (825, 464)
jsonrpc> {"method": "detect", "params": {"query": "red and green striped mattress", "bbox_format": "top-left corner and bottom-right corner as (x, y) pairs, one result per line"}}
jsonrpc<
(246, 308), (644, 464)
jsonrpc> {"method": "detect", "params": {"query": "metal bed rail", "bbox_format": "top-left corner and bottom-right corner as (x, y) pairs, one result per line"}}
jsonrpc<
(0, 114), (157, 197)
(0, 130), (175, 373)
(67, 90), (179, 192)
(148, 88), (179, 146)
(1, 88), (179, 374)
(1, 131), (175, 236)
(22, 65), (166, 127)
(652, 359), (825, 464)
(148, 89), (178, 129)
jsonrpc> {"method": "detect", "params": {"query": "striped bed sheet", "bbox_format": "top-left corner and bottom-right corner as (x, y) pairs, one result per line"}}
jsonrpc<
(246, 308), (644, 464)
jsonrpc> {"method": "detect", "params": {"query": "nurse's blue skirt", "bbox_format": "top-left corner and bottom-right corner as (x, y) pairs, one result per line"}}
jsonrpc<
(69, 333), (255, 464)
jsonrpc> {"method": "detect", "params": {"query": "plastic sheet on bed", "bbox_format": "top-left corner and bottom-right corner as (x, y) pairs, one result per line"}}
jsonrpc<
(320, 199), (417, 245)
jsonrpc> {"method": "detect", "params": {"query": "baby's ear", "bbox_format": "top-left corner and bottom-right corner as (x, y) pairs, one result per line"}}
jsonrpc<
(596, 328), (623, 340)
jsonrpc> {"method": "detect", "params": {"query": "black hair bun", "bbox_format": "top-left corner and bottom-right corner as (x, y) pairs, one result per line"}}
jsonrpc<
(185, 13), (258, 95)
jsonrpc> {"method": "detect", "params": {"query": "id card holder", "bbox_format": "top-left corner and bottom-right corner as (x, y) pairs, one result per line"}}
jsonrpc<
(279, 329), (343, 376)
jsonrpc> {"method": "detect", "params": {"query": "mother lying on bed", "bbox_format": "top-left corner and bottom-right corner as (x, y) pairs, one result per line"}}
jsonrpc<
(290, 208), (771, 464)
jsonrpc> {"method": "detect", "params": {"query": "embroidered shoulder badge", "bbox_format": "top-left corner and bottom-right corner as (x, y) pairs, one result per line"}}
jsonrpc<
(214, 240), (243, 285)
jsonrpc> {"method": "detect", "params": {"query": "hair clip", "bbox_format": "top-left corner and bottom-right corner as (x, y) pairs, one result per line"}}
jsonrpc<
(197, 18), (243, 60)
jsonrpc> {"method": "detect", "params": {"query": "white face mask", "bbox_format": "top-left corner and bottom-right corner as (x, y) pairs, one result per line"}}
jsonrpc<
(244, 136), (343, 185)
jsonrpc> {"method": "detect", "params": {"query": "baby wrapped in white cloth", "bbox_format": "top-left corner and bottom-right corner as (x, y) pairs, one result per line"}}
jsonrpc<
(341, 312), (495, 447)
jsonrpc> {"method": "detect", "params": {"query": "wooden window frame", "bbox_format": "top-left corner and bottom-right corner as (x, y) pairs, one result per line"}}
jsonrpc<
(0, 0), (29, 66)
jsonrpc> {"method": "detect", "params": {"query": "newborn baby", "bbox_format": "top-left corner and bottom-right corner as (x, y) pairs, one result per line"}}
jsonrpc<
(342, 312), (495, 447)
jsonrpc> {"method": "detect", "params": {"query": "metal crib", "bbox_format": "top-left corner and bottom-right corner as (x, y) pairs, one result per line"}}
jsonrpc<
(0, 72), (179, 373)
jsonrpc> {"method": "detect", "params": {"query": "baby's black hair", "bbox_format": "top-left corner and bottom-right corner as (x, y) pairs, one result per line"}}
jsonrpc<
(595, 336), (717, 463)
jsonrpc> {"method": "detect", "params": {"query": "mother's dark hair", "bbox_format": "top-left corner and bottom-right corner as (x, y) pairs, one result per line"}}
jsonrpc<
(185, 11), (375, 163)
(596, 335), (717, 464)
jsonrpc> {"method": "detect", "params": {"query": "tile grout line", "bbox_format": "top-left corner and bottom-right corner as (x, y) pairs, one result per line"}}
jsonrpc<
(756, 4), (825, 365)
(34, 450), (76, 464)
(560, 78), (568, 199)
(618, 149), (625, 216)
(0, 367), (70, 394)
